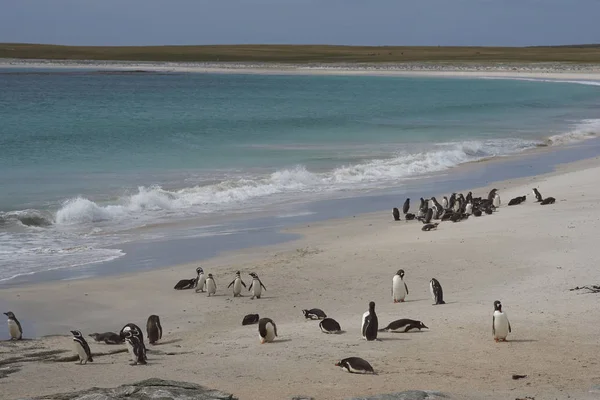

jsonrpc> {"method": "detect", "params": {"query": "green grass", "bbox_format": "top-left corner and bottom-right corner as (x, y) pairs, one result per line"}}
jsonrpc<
(1, 43), (600, 63)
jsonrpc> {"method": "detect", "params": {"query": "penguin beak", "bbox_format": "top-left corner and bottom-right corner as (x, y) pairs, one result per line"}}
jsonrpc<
(422, 324), (429, 329)
(335, 362), (341, 366)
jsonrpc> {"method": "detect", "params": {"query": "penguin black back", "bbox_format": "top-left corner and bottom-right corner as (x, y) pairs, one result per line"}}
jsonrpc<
(302, 308), (327, 320)
(379, 318), (429, 332)
(124, 330), (147, 365)
(392, 207), (400, 221)
(362, 301), (378, 341)
(146, 315), (162, 345)
(540, 197), (556, 205)
(335, 357), (374, 374)
(242, 314), (260, 325)
(533, 188), (543, 202)
(319, 318), (342, 333)
(430, 278), (445, 305)
(402, 198), (410, 214)
(424, 208), (433, 223)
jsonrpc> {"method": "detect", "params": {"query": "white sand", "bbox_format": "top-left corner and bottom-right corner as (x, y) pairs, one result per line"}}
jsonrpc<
(2, 155), (600, 399)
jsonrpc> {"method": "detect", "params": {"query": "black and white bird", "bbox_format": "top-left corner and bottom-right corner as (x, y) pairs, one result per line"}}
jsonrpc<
(430, 278), (445, 305)
(124, 330), (147, 365)
(392, 269), (409, 303)
(89, 332), (123, 344)
(205, 273), (217, 296)
(361, 301), (378, 341)
(302, 308), (327, 320)
(492, 300), (511, 342)
(335, 357), (375, 374)
(120, 323), (146, 357)
(146, 315), (162, 345)
(378, 319), (428, 333)
(258, 318), (277, 344)
(195, 267), (207, 293)
(319, 318), (342, 334)
(532, 188), (543, 202)
(242, 314), (260, 325)
(402, 198), (410, 214)
(174, 266), (203, 290)
(71, 330), (93, 365)
(248, 272), (267, 300)
(4, 311), (22, 340)
(540, 197), (556, 205)
(227, 271), (247, 297)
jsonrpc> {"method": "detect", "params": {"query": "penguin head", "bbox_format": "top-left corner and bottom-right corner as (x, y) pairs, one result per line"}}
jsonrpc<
(70, 330), (83, 337)
(396, 269), (405, 278)
(494, 300), (502, 312)
(419, 322), (429, 329)
(207, 273), (214, 278)
(249, 272), (258, 278)
(4, 311), (15, 319)
(196, 267), (203, 274)
(235, 271), (241, 276)
(368, 301), (376, 311)
(335, 360), (344, 367)
(301, 309), (309, 317)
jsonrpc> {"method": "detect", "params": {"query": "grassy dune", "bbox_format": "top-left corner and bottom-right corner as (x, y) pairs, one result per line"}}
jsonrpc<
(1, 43), (600, 63)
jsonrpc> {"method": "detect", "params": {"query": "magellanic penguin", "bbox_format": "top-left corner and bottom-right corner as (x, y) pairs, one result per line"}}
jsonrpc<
(492, 300), (511, 342)
(124, 330), (147, 365)
(4, 311), (22, 340)
(205, 273), (217, 297)
(361, 301), (378, 341)
(392, 207), (400, 221)
(392, 269), (409, 303)
(540, 197), (556, 205)
(532, 188), (543, 202)
(89, 332), (123, 344)
(248, 272), (267, 300)
(430, 278), (445, 305)
(335, 357), (375, 374)
(227, 271), (247, 297)
(174, 266), (202, 290)
(379, 318), (428, 333)
(71, 330), (93, 364)
(319, 318), (342, 334)
(146, 315), (162, 345)
(242, 314), (260, 326)
(302, 308), (327, 320)
(120, 323), (146, 357)
(402, 198), (410, 214)
(258, 318), (277, 344)
(195, 267), (207, 293)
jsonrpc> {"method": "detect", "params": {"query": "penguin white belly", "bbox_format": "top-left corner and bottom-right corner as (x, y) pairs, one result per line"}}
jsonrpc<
(493, 311), (510, 340)
(73, 341), (87, 362)
(197, 275), (206, 292)
(251, 280), (262, 298)
(465, 203), (473, 215)
(493, 194), (501, 208)
(125, 340), (136, 362)
(8, 320), (20, 339)
(233, 279), (242, 296)
(344, 364), (368, 374)
(441, 199), (448, 209)
(361, 311), (369, 339)
(206, 280), (216, 295)
(429, 281), (436, 303)
(392, 275), (406, 302)
(260, 322), (276, 343)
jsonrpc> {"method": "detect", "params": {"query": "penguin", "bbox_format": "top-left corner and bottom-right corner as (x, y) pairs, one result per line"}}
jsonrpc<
(440, 196), (447, 209)
(508, 196), (526, 206)
(258, 318), (277, 344)
(532, 188), (543, 202)
(540, 197), (556, 205)
(119, 323), (146, 357)
(124, 330), (147, 365)
(466, 191), (473, 204)
(205, 273), (217, 297)
(424, 208), (433, 224)
(419, 197), (425, 212)
(195, 267), (207, 293)
(174, 266), (202, 290)
(449, 193), (456, 210)
(378, 319), (428, 332)
(421, 223), (439, 231)
(392, 269), (409, 303)
(248, 272), (267, 300)
(392, 207), (400, 221)
(492, 300), (511, 342)
(473, 209), (483, 217)
(302, 308), (327, 320)
(430, 278), (445, 305)
(89, 332), (123, 344)
(361, 301), (378, 341)
(146, 315), (162, 345)
(4, 311), (22, 340)
(405, 213), (416, 220)
(70, 330), (93, 364)
(227, 271), (247, 297)
(465, 201), (473, 215)
(493, 192), (501, 208)
(335, 357), (374, 374)
(402, 198), (410, 215)
(319, 318), (342, 334)
(487, 188), (497, 203)
(242, 314), (260, 326)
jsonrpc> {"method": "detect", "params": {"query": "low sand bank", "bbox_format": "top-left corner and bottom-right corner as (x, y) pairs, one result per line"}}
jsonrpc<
(2, 155), (600, 399)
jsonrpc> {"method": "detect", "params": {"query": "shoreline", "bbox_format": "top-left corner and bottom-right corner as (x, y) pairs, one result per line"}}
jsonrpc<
(2, 151), (600, 399)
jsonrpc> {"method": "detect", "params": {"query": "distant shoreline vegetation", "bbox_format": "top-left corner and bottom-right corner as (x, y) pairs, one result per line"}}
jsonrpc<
(1, 43), (600, 63)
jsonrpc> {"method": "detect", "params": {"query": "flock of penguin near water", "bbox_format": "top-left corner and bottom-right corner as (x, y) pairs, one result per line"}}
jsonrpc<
(3, 187), (556, 373)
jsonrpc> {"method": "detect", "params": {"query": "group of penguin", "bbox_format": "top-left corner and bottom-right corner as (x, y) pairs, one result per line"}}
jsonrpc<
(3, 186), (552, 373)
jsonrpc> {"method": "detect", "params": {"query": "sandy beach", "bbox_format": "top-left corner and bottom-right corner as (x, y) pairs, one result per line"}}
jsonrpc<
(2, 151), (600, 399)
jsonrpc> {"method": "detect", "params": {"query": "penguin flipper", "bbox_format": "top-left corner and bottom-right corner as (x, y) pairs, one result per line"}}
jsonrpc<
(227, 280), (235, 288)
(248, 281), (253, 291)
(492, 316), (495, 336)
(15, 318), (23, 338)
(508, 320), (512, 333)
(404, 282), (409, 295)
(241, 280), (247, 288)
(260, 281), (267, 291)
(362, 316), (370, 338)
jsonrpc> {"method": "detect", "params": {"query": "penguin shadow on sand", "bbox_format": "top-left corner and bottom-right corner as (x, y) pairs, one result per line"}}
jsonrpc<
(150, 338), (182, 346)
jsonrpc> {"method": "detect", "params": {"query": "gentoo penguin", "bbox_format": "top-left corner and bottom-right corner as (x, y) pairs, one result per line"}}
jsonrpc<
(335, 357), (374, 374)
(441, 196), (448, 209)
(392, 207), (401, 221)
(4, 311), (22, 340)
(532, 188), (543, 202)
(124, 330), (147, 365)
(258, 318), (277, 344)
(361, 301), (378, 341)
(227, 271), (247, 297)
(195, 267), (207, 293)
(319, 318), (342, 334)
(119, 323), (146, 357)
(421, 223), (439, 231)
(430, 278), (445, 305)
(205, 273), (217, 296)
(392, 269), (409, 303)
(146, 315), (162, 345)
(302, 308), (327, 320)
(89, 332), (123, 344)
(424, 208), (433, 224)
(242, 314), (260, 325)
(402, 198), (410, 214)
(70, 330), (93, 364)
(540, 197), (556, 205)
(493, 300), (511, 342)
(248, 272), (267, 300)
(493, 192), (501, 208)
(378, 318), (428, 332)
(174, 266), (202, 290)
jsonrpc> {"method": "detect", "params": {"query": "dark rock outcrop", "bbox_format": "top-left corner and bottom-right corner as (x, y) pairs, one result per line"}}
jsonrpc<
(347, 391), (449, 400)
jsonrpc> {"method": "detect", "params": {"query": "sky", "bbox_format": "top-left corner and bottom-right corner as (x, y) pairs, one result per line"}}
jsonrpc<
(1, 0), (599, 47)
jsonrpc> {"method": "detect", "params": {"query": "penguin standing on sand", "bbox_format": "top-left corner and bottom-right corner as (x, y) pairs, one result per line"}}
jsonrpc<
(227, 271), (247, 297)
(493, 191), (501, 208)
(4, 311), (22, 340)
(124, 330), (147, 365)
(120, 323), (146, 357)
(392, 269), (409, 303)
(248, 272), (267, 300)
(195, 267), (206, 293)
(335, 357), (375, 374)
(146, 315), (162, 345)
(430, 278), (445, 305)
(205, 273), (217, 296)
(361, 301), (378, 341)
(402, 198), (410, 215)
(71, 330), (93, 365)
(488, 189), (498, 203)
(392, 207), (401, 221)
(441, 196), (448, 209)
(258, 318), (277, 343)
(492, 300), (511, 342)
(465, 201), (473, 215)
(532, 188), (543, 202)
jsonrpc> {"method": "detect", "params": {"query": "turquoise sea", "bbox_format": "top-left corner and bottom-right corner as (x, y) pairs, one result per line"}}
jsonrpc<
(1, 67), (600, 283)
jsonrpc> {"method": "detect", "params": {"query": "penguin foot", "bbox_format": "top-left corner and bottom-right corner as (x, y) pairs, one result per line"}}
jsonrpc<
(494, 338), (499, 342)
(130, 362), (138, 366)
(393, 300), (399, 303)
(400, 299), (405, 302)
